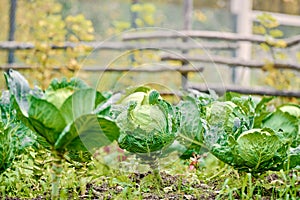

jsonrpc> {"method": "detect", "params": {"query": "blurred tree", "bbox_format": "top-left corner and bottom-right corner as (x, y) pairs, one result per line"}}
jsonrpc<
(107, 1), (158, 35)
(105, 1), (161, 68)
(253, 13), (300, 103)
(13, 0), (95, 89)
(253, 0), (300, 15)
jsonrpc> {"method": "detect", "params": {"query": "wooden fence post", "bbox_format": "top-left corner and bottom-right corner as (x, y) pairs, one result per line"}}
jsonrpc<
(8, 0), (17, 65)
(129, 0), (139, 63)
(182, 0), (193, 90)
(231, 0), (252, 86)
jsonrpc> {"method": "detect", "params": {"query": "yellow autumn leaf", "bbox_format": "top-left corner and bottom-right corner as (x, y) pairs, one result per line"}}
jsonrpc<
(143, 3), (156, 13)
(131, 4), (142, 12)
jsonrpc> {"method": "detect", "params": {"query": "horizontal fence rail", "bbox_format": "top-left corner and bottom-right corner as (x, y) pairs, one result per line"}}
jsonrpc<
(1, 30), (299, 98)
(0, 64), (204, 73)
(161, 54), (300, 71)
(2, 64), (299, 98)
(122, 30), (300, 47)
(189, 83), (300, 98)
(252, 10), (300, 27)
(0, 41), (238, 51)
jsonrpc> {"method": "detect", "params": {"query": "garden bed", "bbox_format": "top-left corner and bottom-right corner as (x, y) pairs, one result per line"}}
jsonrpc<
(1, 71), (299, 199)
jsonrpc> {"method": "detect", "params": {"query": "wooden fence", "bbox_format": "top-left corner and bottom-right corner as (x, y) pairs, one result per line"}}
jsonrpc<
(0, 30), (300, 97)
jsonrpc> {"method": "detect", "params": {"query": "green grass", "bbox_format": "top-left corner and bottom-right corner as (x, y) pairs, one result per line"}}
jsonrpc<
(0, 145), (299, 199)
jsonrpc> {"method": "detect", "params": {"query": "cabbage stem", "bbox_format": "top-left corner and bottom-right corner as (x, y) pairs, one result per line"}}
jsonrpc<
(150, 161), (163, 187)
(153, 167), (163, 188)
(51, 150), (63, 200)
(139, 153), (163, 188)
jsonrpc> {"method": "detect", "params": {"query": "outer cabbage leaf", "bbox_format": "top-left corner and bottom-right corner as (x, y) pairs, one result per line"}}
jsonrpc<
(278, 104), (300, 147)
(4, 69), (31, 116)
(55, 114), (120, 152)
(288, 146), (300, 169)
(262, 110), (298, 147)
(118, 86), (151, 105)
(237, 128), (287, 172)
(59, 88), (105, 124)
(175, 97), (203, 159)
(118, 126), (174, 153)
(278, 104), (300, 169)
(166, 90), (216, 159)
(206, 101), (237, 134)
(278, 104), (300, 118)
(162, 140), (187, 156)
(225, 92), (273, 129)
(120, 92), (148, 105)
(27, 96), (66, 145)
(204, 101), (251, 169)
(253, 96), (274, 128)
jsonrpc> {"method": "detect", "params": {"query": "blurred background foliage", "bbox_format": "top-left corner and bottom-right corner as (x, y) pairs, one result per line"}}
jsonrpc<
(253, 13), (300, 91)
(0, 0), (299, 94)
(10, 0), (94, 89)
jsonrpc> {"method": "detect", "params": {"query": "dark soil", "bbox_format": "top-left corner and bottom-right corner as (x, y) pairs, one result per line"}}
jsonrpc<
(1, 171), (218, 200)
(76, 171), (218, 200)
(2, 171), (299, 199)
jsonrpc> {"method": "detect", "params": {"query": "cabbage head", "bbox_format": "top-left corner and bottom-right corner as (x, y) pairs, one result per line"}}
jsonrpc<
(236, 128), (287, 172)
(204, 97), (298, 173)
(116, 86), (177, 154)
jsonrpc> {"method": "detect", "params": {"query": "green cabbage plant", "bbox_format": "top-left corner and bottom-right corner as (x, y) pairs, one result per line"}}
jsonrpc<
(170, 92), (215, 159)
(5, 69), (120, 199)
(204, 94), (299, 174)
(163, 90), (216, 161)
(114, 86), (177, 184)
(116, 86), (177, 154)
(174, 97), (203, 159)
